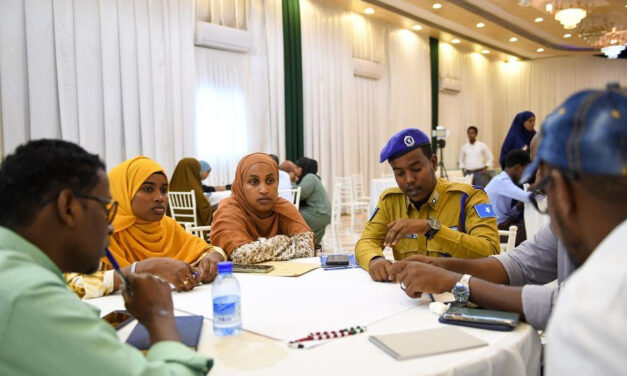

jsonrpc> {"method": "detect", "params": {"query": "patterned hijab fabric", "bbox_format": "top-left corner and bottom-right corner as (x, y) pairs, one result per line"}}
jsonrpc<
(170, 158), (213, 226)
(105, 156), (208, 267)
(210, 153), (311, 254)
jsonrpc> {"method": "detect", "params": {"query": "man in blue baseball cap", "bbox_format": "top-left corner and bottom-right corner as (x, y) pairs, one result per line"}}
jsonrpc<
(521, 84), (627, 374)
(355, 128), (500, 287)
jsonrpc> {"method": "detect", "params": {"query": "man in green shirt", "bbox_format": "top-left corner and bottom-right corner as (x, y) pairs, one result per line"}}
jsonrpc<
(0, 140), (212, 375)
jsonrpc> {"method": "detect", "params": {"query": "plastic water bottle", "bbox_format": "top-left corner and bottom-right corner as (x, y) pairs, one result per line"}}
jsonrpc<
(212, 261), (242, 336)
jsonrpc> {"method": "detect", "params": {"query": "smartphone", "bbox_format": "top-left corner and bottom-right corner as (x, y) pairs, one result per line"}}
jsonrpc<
(440, 307), (519, 331)
(326, 255), (350, 266)
(102, 310), (135, 330)
(232, 264), (274, 273)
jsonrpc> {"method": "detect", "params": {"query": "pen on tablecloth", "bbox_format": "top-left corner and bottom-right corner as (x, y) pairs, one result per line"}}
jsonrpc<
(288, 326), (367, 349)
(105, 248), (133, 295)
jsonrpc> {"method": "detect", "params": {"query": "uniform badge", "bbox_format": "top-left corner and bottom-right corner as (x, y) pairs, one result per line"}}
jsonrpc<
(403, 135), (415, 147)
(368, 207), (379, 222)
(474, 203), (497, 218)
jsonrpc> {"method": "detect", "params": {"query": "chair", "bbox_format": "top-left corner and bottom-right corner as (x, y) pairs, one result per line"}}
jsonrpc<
(278, 187), (302, 209)
(351, 173), (370, 203)
(498, 225), (518, 253)
(336, 176), (369, 231)
(185, 223), (211, 242)
(328, 181), (344, 252)
(168, 190), (197, 226)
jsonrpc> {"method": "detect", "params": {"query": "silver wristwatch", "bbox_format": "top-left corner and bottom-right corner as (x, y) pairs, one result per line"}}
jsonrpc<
(452, 274), (471, 304)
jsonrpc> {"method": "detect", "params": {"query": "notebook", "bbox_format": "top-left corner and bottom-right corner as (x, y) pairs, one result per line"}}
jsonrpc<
(126, 315), (204, 351)
(368, 327), (487, 360)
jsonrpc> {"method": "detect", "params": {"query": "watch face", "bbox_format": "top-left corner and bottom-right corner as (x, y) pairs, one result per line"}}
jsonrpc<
(452, 282), (470, 302)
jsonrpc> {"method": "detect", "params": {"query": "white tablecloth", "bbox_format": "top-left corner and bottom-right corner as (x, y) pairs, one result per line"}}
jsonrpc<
(86, 258), (541, 376)
(206, 190), (232, 206)
(369, 178), (397, 213)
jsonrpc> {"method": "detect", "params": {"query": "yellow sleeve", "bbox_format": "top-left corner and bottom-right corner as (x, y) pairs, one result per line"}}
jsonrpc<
(435, 189), (500, 258)
(355, 204), (390, 270)
(64, 261), (115, 299)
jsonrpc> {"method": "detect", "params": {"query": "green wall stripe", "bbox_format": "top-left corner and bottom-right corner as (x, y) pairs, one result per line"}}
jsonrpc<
(282, 0), (304, 161)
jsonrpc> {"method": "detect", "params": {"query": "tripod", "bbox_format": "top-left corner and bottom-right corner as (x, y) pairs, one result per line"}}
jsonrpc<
(436, 139), (449, 180)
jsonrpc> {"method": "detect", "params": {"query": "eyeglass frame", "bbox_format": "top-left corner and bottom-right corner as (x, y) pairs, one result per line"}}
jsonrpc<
(74, 194), (118, 224)
(529, 165), (579, 214)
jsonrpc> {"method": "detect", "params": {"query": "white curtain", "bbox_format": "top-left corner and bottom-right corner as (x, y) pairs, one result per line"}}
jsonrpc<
(197, 0), (249, 29)
(195, 0), (284, 187)
(300, 0), (431, 195)
(0, 0), (196, 175)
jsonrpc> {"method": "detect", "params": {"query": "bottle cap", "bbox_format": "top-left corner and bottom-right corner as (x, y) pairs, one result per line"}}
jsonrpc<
(217, 261), (233, 274)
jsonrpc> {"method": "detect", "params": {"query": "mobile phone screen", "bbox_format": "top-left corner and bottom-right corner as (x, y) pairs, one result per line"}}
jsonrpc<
(102, 310), (135, 330)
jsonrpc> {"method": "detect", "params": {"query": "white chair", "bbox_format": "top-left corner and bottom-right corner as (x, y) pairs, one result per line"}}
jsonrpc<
(498, 225), (518, 253)
(184, 223), (211, 241)
(382, 173), (395, 179)
(336, 176), (369, 231)
(328, 181), (344, 252)
(168, 190), (197, 226)
(351, 173), (370, 203)
(278, 187), (302, 209)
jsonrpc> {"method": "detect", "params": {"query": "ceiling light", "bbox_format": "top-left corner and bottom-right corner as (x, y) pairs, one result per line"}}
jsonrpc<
(536, 48), (545, 52)
(510, 37), (518, 42)
(601, 45), (625, 59)
(546, 3), (554, 12)
(563, 33), (572, 38)
(412, 25), (423, 31)
(555, 8), (587, 29)
(451, 39), (461, 44)
(364, 7), (375, 15)
(481, 49), (490, 54)
(432, 3), (442, 9)
(508, 56), (519, 63)
(476, 22), (485, 28)
(534, 17), (544, 23)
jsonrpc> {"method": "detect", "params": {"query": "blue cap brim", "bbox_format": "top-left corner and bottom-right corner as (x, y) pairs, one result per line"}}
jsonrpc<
(520, 158), (540, 185)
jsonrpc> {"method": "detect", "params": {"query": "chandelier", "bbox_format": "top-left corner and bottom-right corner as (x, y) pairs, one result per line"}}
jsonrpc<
(526, 1), (608, 30)
(577, 13), (626, 59)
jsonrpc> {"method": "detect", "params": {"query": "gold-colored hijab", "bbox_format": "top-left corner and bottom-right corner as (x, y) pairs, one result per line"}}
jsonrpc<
(169, 158), (212, 226)
(105, 156), (208, 267)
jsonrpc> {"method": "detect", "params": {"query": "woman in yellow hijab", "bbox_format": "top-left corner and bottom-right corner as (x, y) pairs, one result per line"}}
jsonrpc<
(66, 156), (226, 298)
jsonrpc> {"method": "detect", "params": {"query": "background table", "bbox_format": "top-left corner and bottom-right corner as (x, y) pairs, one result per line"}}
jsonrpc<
(87, 258), (541, 376)
(369, 178), (397, 213)
(206, 190), (232, 206)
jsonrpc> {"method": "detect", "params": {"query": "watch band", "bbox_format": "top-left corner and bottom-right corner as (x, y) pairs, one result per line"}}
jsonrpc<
(130, 261), (138, 273)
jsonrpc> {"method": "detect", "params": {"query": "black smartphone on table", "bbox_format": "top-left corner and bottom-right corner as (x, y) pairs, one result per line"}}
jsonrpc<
(232, 264), (275, 273)
(102, 310), (135, 331)
(326, 255), (350, 266)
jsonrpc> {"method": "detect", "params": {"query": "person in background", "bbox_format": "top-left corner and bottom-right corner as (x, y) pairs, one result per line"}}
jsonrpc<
(295, 157), (332, 248)
(499, 111), (535, 170)
(355, 128), (500, 283)
(485, 149), (531, 245)
(523, 84), (626, 375)
(199, 160), (230, 192)
(210, 153), (314, 263)
(458, 126), (493, 187)
(0, 140), (212, 375)
(279, 160), (298, 183)
(170, 158), (213, 226)
(269, 154), (294, 202)
(66, 156), (226, 298)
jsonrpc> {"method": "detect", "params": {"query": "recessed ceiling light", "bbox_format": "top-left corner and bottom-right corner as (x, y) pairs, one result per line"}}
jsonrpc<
(432, 3), (442, 9)
(481, 49), (490, 54)
(364, 7), (375, 15)
(508, 56), (519, 63)
(534, 17), (544, 22)
(412, 25), (423, 31)
(476, 22), (485, 28)
(537, 48), (545, 52)
(563, 33), (572, 38)
(509, 37), (518, 42)
(451, 39), (461, 44)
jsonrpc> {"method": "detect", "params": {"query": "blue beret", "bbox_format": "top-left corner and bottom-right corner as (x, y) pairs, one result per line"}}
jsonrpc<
(380, 128), (431, 163)
(522, 83), (627, 183)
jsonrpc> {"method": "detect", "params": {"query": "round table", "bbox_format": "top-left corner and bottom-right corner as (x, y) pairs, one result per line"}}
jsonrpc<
(369, 178), (397, 213)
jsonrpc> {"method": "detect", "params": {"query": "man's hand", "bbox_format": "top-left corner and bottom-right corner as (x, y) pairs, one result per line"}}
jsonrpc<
(403, 254), (445, 268)
(215, 185), (227, 191)
(136, 257), (199, 292)
(122, 273), (181, 344)
(197, 251), (224, 283)
(388, 261), (460, 299)
(384, 218), (429, 247)
(368, 256), (392, 282)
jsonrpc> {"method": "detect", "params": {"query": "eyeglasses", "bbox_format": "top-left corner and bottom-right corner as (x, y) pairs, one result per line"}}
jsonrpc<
(529, 168), (579, 215)
(75, 194), (118, 223)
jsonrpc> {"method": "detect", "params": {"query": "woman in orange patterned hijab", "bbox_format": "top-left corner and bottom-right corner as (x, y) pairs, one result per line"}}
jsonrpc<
(106, 156), (225, 290)
(211, 153), (314, 263)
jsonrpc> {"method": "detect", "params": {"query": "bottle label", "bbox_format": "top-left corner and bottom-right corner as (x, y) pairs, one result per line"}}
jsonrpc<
(213, 295), (241, 324)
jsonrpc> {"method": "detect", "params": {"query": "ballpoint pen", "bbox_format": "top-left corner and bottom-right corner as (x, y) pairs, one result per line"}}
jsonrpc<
(288, 326), (367, 348)
(105, 248), (133, 295)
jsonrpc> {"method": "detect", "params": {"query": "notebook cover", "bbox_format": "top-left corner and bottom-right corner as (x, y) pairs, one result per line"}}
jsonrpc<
(368, 327), (487, 360)
(126, 315), (203, 350)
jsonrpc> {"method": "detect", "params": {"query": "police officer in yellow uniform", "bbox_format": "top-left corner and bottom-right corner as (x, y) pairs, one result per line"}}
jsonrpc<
(356, 128), (500, 281)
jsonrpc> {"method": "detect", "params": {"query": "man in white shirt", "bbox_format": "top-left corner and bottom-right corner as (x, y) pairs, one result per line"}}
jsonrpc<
(269, 154), (295, 202)
(458, 126), (493, 187)
(519, 83), (627, 375)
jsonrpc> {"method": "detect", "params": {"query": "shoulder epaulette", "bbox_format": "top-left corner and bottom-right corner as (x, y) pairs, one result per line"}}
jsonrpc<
(380, 187), (404, 199)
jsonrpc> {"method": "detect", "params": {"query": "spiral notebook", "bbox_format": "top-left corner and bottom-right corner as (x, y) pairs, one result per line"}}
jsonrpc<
(126, 315), (204, 351)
